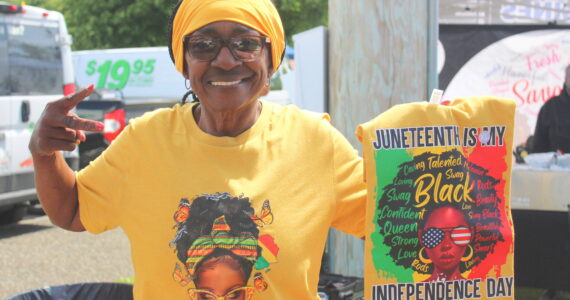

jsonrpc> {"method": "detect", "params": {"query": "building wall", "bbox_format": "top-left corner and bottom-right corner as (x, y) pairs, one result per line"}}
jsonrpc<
(327, 0), (431, 276)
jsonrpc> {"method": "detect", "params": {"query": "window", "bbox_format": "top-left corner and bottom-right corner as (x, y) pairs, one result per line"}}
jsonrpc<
(0, 22), (8, 95)
(2, 20), (63, 95)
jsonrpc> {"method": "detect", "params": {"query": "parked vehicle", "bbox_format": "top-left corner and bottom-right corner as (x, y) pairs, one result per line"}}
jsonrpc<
(0, 2), (77, 224)
(76, 89), (125, 169)
(72, 48), (182, 168)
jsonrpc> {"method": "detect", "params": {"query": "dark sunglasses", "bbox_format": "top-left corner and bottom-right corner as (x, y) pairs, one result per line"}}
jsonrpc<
(421, 226), (471, 248)
(184, 35), (270, 62)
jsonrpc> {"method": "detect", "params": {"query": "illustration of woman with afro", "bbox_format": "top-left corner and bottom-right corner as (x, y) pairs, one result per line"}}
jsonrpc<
(418, 205), (474, 281)
(170, 193), (262, 300)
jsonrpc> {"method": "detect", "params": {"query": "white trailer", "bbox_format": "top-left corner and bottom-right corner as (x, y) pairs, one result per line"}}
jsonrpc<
(0, 2), (78, 224)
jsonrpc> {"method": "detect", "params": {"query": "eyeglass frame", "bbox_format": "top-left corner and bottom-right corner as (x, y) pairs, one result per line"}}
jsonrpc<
(419, 226), (472, 249)
(183, 34), (271, 63)
(187, 286), (255, 300)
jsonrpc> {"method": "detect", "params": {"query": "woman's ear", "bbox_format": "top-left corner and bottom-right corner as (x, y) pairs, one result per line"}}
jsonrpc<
(266, 67), (274, 87)
(183, 51), (191, 79)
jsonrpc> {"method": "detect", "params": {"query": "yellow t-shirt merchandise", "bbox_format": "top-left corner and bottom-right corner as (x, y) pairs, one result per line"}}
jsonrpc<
(77, 100), (366, 300)
(357, 97), (516, 300)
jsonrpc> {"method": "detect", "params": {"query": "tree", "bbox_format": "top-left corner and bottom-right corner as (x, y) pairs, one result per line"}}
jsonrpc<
(272, 0), (328, 44)
(6, 0), (328, 50)
(60, 0), (177, 50)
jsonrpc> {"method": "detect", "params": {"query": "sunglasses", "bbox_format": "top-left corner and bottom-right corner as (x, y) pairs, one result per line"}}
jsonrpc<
(188, 286), (254, 300)
(184, 35), (270, 62)
(421, 226), (472, 248)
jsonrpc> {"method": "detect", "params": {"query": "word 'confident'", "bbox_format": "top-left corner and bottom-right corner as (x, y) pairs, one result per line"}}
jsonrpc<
(372, 126), (506, 150)
(371, 277), (513, 300)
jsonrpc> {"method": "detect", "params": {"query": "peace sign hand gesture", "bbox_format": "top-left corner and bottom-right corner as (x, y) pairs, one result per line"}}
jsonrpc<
(29, 84), (104, 157)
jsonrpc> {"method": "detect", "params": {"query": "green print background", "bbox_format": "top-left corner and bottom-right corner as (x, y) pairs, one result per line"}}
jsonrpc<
(371, 148), (415, 282)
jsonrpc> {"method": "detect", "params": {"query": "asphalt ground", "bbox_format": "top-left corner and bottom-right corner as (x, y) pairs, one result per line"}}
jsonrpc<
(0, 213), (133, 299)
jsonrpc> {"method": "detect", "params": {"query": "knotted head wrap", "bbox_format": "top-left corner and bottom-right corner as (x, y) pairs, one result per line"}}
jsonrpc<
(170, 0), (285, 74)
(185, 215), (259, 277)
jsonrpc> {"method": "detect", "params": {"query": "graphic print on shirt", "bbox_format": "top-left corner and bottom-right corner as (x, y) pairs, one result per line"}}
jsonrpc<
(374, 149), (505, 282)
(169, 193), (279, 299)
(359, 102), (516, 300)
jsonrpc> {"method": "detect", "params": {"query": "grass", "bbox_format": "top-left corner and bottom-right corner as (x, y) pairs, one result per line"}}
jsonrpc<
(115, 277), (134, 284)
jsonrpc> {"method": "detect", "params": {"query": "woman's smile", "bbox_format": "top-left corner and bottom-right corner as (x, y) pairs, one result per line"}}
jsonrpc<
(209, 79), (242, 86)
(207, 75), (254, 87)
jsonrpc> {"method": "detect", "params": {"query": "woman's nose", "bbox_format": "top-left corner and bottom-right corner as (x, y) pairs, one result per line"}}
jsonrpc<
(440, 234), (453, 249)
(211, 46), (242, 70)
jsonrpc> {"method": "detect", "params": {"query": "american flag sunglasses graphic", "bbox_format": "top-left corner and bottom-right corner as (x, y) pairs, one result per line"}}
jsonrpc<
(422, 226), (472, 248)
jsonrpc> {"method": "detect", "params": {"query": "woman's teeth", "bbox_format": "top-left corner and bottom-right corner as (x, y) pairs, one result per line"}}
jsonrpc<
(210, 79), (241, 86)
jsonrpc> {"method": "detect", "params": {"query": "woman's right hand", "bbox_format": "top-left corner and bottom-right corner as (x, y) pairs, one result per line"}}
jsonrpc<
(29, 84), (105, 157)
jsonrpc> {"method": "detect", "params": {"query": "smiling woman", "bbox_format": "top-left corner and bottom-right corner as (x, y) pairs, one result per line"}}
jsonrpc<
(182, 21), (273, 136)
(167, 0), (285, 137)
(28, 0), (367, 299)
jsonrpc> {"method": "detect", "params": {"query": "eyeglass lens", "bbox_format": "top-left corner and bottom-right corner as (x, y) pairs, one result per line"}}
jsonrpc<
(188, 286), (253, 300)
(186, 36), (266, 62)
(422, 226), (471, 248)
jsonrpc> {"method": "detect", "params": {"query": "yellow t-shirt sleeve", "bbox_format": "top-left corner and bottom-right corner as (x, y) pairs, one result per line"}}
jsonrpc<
(329, 123), (367, 238)
(76, 124), (135, 234)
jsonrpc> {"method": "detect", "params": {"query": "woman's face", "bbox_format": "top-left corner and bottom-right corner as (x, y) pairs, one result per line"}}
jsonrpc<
(184, 21), (272, 113)
(421, 206), (471, 273)
(195, 259), (248, 300)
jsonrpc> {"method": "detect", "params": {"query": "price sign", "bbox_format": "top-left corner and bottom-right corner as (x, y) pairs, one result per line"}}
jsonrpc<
(85, 59), (156, 89)
(73, 47), (187, 99)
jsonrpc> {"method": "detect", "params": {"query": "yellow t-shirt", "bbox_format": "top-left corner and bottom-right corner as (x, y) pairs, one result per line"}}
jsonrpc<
(356, 97), (516, 299)
(77, 100), (366, 300)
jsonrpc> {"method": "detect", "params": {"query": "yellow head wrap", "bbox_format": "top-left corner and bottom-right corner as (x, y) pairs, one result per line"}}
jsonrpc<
(171, 0), (285, 74)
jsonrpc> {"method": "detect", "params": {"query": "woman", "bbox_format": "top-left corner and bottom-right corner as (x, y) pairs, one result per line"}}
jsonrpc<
(28, 0), (366, 299)
(170, 193), (259, 300)
(189, 249), (254, 300)
(418, 206), (474, 282)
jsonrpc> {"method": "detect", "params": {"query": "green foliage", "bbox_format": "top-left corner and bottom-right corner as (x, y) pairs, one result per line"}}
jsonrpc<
(60, 0), (178, 50)
(6, 0), (328, 50)
(273, 0), (328, 44)
(116, 276), (135, 284)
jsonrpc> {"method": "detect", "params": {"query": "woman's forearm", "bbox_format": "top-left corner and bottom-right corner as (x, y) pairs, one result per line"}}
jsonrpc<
(32, 152), (85, 232)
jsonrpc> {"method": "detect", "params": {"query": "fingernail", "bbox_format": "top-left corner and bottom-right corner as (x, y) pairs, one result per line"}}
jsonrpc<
(87, 84), (94, 91)
(75, 139), (81, 145)
(95, 122), (105, 131)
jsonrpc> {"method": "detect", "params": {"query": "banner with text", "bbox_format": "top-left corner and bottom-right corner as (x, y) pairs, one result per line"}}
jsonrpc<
(72, 47), (186, 99)
(439, 26), (570, 146)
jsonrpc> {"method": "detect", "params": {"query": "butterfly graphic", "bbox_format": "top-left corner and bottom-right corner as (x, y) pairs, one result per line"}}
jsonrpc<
(172, 262), (191, 286)
(174, 198), (191, 223)
(249, 199), (273, 227)
(253, 272), (268, 291)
